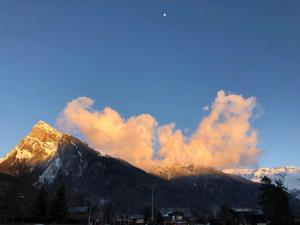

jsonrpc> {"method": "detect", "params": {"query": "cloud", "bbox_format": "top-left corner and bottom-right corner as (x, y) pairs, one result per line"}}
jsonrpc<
(57, 90), (261, 171)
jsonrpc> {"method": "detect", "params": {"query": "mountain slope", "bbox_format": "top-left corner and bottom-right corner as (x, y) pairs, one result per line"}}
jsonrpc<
(36, 133), (261, 214)
(0, 121), (283, 215)
(150, 165), (224, 180)
(223, 167), (300, 199)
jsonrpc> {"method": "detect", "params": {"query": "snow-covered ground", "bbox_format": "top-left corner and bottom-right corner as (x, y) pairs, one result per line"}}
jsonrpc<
(223, 167), (300, 199)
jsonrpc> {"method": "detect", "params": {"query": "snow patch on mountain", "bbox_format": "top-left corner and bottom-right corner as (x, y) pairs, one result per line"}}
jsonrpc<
(39, 157), (62, 184)
(15, 148), (32, 160)
(77, 150), (82, 158)
(223, 166), (300, 199)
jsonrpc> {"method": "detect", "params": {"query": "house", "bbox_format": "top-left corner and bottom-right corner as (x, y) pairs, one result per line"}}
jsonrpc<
(68, 206), (90, 222)
(114, 214), (131, 225)
(130, 214), (145, 224)
(230, 208), (267, 225)
(159, 208), (194, 225)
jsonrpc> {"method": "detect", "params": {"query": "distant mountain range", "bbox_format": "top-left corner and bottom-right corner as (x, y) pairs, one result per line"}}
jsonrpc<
(150, 164), (300, 200)
(223, 167), (300, 199)
(0, 121), (299, 216)
(151, 164), (300, 200)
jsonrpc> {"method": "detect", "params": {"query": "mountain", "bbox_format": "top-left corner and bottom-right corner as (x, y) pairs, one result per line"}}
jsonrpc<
(0, 121), (62, 174)
(0, 121), (295, 216)
(223, 167), (300, 199)
(150, 165), (224, 180)
(152, 164), (300, 201)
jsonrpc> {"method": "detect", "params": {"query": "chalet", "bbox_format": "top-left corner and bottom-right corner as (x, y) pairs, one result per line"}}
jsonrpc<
(159, 208), (194, 225)
(114, 215), (131, 225)
(230, 208), (267, 225)
(130, 214), (145, 225)
(68, 206), (89, 222)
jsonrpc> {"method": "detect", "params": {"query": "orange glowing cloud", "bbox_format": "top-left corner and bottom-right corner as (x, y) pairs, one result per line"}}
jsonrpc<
(57, 90), (261, 171)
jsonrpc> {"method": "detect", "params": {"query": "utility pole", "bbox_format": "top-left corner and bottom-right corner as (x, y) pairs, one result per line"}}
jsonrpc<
(127, 201), (130, 225)
(88, 202), (92, 225)
(151, 186), (154, 222)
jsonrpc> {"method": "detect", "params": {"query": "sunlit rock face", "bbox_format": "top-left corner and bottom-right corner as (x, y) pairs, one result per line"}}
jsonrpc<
(0, 121), (62, 173)
(150, 165), (223, 180)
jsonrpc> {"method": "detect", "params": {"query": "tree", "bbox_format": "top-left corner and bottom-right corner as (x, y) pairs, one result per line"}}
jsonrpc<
(260, 176), (294, 225)
(102, 202), (113, 224)
(34, 187), (48, 221)
(217, 202), (234, 225)
(51, 185), (68, 222)
(141, 206), (151, 224)
(8, 160), (33, 223)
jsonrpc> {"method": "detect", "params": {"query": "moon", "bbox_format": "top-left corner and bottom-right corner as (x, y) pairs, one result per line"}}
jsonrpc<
(163, 13), (167, 17)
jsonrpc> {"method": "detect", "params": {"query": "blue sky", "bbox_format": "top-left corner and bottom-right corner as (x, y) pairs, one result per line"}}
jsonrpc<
(0, 0), (300, 168)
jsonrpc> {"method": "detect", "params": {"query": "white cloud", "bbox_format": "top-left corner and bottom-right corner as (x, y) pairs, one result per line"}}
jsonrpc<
(57, 90), (261, 171)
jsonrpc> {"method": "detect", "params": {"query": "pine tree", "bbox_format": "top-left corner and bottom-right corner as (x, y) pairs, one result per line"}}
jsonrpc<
(34, 187), (47, 221)
(103, 203), (113, 224)
(260, 176), (273, 220)
(260, 176), (294, 225)
(51, 185), (68, 222)
(141, 206), (151, 224)
(217, 202), (234, 225)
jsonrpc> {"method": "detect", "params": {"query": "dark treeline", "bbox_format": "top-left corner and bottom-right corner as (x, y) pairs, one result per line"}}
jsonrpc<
(0, 161), (68, 224)
(32, 184), (68, 223)
(215, 175), (295, 225)
(0, 178), (68, 223)
(260, 176), (294, 225)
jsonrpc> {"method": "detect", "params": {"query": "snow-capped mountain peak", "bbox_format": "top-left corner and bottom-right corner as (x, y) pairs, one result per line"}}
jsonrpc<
(151, 165), (300, 199)
(223, 167), (300, 199)
(0, 121), (63, 169)
(31, 120), (62, 140)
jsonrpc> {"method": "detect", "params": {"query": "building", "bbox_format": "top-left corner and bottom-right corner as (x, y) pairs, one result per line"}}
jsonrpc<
(115, 215), (132, 225)
(130, 214), (145, 225)
(68, 206), (90, 222)
(230, 208), (267, 225)
(159, 208), (194, 225)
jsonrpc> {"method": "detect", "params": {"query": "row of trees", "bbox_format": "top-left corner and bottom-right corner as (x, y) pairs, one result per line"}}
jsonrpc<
(0, 160), (69, 223)
(34, 185), (68, 223)
(0, 177), (68, 223)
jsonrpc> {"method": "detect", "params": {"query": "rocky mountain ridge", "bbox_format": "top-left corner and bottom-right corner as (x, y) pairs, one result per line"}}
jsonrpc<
(223, 167), (300, 199)
(0, 121), (264, 214)
(0, 121), (62, 169)
(151, 164), (300, 200)
(150, 165), (225, 180)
